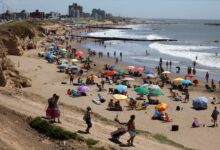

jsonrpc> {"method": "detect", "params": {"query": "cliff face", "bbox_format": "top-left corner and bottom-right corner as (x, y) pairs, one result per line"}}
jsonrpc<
(0, 21), (44, 88)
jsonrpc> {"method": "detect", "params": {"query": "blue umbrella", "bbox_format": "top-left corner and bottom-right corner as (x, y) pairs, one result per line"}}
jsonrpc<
(181, 80), (192, 85)
(108, 64), (116, 70)
(144, 70), (154, 74)
(68, 65), (79, 69)
(193, 97), (208, 110)
(115, 85), (127, 91)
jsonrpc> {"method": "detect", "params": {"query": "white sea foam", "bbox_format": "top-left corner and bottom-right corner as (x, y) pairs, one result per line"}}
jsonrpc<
(146, 34), (170, 40)
(149, 43), (220, 68)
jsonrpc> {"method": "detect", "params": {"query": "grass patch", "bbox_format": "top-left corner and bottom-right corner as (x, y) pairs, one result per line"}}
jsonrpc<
(29, 117), (102, 148)
(85, 138), (99, 147)
(29, 117), (83, 141)
(153, 134), (195, 150)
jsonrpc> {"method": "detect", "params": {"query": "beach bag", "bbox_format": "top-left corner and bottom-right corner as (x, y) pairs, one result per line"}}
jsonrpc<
(176, 106), (180, 111)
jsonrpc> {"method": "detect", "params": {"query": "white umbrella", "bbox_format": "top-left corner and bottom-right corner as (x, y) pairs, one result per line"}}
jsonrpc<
(128, 66), (135, 70)
(71, 59), (78, 63)
(123, 77), (135, 81)
(162, 71), (171, 74)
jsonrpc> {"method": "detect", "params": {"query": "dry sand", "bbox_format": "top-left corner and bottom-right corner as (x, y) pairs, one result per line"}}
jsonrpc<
(1, 23), (220, 150)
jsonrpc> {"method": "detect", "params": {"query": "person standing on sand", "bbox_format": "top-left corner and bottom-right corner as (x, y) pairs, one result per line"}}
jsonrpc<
(69, 74), (74, 85)
(169, 60), (172, 71)
(84, 106), (92, 133)
(205, 72), (209, 83)
(127, 115), (136, 146)
(166, 61), (168, 70)
(120, 52), (122, 61)
(211, 107), (219, 127)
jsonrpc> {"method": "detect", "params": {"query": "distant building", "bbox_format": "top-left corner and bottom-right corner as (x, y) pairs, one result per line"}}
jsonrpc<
(30, 10), (45, 19)
(14, 10), (29, 19)
(1, 10), (15, 20)
(68, 3), (83, 18)
(91, 9), (106, 19)
(46, 12), (60, 19)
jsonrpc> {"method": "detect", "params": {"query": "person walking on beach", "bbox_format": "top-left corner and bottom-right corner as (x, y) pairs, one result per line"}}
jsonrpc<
(84, 106), (92, 133)
(69, 74), (74, 85)
(205, 72), (209, 83)
(166, 61), (169, 70)
(114, 51), (116, 58)
(169, 60), (172, 71)
(211, 107), (219, 127)
(127, 115), (136, 146)
(193, 61), (196, 68)
(192, 68), (196, 75)
(101, 79), (105, 90)
(120, 52), (122, 61)
(184, 91), (190, 103)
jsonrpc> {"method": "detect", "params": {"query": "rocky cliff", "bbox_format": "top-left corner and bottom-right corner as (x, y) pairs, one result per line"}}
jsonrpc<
(0, 21), (45, 88)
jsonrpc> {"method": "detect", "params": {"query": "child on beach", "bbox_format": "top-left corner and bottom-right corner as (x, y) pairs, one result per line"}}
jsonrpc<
(84, 106), (92, 133)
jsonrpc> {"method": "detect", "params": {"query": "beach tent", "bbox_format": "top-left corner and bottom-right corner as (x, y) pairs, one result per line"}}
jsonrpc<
(113, 94), (128, 100)
(115, 85), (127, 92)
(193, 97), (208, 110)
(135, 87), (149, 95)
(75, 50), (84, 57)
(144, 70), (154, 74)
(156, 103), (168, 111)
(117, 70), (125, 75)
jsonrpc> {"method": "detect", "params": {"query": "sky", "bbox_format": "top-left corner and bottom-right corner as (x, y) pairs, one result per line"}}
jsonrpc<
(2, 0), (220, 20)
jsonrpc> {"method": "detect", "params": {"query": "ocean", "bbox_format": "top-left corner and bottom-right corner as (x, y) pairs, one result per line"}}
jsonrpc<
(82, 19), (220, 80)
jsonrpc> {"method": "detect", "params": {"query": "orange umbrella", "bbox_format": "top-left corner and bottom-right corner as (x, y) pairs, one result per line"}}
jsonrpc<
(156, 103), (168, 111)
(75, 50), (84, 57)
(185, 74), (195, 77)
(104, 70), (117, 76)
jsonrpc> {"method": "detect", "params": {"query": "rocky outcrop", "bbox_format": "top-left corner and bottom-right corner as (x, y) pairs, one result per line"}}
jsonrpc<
(0, 21), (43, 88)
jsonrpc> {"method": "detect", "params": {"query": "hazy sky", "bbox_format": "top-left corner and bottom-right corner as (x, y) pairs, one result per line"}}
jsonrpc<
(3, 0), (220, 20)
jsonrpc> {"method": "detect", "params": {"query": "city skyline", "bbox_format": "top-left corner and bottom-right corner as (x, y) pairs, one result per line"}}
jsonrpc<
(2, 0), (220, 20)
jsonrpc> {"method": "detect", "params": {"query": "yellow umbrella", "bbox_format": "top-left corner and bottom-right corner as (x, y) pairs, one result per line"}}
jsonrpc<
(156, 103), (168, 111)
(113, 94), (128, 100)
(174, 77), (184, 82)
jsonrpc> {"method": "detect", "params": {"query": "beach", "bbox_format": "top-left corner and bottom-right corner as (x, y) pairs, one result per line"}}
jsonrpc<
(1, 21), (220, 150)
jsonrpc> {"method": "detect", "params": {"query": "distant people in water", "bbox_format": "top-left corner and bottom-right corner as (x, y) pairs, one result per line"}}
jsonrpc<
(120, 52), (122, 61)
(205, 72), (209, 83)
(146, 50), (149, 56)
(196, 56), (198, 60)
(216, 53), (218, 56)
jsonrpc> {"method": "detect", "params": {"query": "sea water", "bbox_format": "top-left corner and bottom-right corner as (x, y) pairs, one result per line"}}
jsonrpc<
(82, 19), (220, 80)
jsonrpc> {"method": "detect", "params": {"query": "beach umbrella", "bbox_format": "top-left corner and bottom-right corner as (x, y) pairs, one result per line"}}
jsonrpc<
(104, 70), (117, 76)
(156, 103), (168, 111)
(148, 85), (161, 90)
(149, 90), (164, 96)
(181, 79), (192, 85)
(135, 67), (144, 71)
(123, 77), (135, 81)
(174, 78), (184, 82)
(115, 85), (127, 92)
(162, 71), (171, 74)
(59, 59), (68, 64)
(135, 87), (149, 95)
(109, 65), (116, 70)
(78, 86), (89, 93)
(185, 74), (196, 78)
(75, 50), (84, 57)
(144, 70), (154, 74)
(68, 65), (79, 70)
(60, 49), (67, 54)
(57, 44), (62, 48)
(192, 97), (208, 110)
(128, 66), (135, 70)
(57, 64), (67, 70)
(112, 94), (128, 100)
(49, 54), (57, 59)
(117, 70), (125, 75)
(141, 83), (150, 87)
(145, 74), (157, 79)
(71, 59), (78, 63)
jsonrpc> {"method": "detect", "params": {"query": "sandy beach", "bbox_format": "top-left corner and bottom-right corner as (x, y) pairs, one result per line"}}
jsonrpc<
(1, 21), (220, 150)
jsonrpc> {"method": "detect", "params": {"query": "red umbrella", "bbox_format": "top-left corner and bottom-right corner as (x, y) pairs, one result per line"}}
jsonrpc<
(104, 70), (117, 76)
(135, 67), (144, 71)
(75, 50), (84, 57)
(185, 74), (195, 77)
